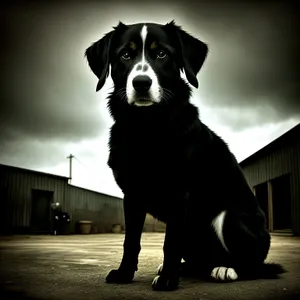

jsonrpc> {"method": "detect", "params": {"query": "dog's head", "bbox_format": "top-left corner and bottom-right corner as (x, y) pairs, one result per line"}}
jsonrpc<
(85, 21), (208, 107)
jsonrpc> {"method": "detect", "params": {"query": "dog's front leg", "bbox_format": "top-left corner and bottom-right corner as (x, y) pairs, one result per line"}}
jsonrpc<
(106, 194), (146, 284)
(152, 193), (187, 291)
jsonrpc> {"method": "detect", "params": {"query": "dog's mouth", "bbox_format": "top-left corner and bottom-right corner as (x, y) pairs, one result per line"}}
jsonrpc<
(133, 97), (155, 107)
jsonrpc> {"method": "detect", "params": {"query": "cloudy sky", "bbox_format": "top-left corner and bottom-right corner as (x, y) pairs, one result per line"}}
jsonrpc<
(1, 0), (299, 198)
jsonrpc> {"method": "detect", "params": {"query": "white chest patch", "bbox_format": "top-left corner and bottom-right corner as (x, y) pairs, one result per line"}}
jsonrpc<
(211, 210), (229, 253)
(126, 24), (161, 106)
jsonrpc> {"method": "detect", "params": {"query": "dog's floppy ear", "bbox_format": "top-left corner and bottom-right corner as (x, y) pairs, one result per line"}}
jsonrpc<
(165, 21), (208, 88)
(85, 22), (127, 92)
(85, 31), (114, 92)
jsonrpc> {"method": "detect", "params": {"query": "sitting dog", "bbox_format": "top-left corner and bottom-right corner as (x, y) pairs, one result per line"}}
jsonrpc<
(85, 21), (284, 291)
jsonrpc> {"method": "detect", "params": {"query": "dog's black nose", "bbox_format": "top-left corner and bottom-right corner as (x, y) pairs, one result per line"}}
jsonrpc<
(132, 75), (152, 93)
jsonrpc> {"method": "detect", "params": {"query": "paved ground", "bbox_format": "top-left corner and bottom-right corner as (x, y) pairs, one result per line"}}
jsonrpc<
(0, 233), (299, 300)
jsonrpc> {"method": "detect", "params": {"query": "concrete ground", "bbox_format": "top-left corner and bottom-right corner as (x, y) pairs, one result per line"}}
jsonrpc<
(0, 233), (299, 300)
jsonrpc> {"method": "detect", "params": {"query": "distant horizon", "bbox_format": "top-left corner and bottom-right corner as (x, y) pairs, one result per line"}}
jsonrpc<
(1, 121), (299, 198)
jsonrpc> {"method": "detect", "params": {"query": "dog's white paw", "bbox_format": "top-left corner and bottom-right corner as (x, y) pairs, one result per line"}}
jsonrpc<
(211, 267), (238, 281)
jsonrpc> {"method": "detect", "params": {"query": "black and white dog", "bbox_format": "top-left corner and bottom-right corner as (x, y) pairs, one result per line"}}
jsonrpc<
(85, 21), (284, 291)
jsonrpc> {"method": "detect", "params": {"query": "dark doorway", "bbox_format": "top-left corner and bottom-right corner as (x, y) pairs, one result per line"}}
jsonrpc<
(272, 174), (292, 231)
(0, 186), (11, 234)
(31, 189), (53, 233)
(255, 182), (269, 229)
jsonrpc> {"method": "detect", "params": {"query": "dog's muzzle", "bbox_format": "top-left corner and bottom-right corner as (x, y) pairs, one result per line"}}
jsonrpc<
(132, 75), (154, 106)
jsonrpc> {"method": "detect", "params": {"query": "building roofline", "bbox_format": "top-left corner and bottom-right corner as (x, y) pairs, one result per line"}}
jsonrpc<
(239, 122), (300, 167)
(68, 184), (123, 200)
(0, 163), (123, 199)
(0, 163), (69, 180)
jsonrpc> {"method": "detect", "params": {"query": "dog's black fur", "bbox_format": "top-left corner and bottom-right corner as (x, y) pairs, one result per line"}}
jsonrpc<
(85, 21), (284, 291)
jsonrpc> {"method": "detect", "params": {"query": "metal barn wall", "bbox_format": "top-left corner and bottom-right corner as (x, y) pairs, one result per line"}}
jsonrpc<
(65, 186), (166, 233)
(65, 184), (124, 233)
(0, 165), (67, 232)
(144, 213), (166, 232)
(0, 164), (167, 234)
(0, 164), (126, 234)
(241, 139), (300, 235)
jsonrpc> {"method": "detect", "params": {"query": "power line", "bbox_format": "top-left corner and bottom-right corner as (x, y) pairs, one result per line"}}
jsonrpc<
(74, 156), (87, 168)
(74, 156), (96, 173)
(67, 154), (107, 188)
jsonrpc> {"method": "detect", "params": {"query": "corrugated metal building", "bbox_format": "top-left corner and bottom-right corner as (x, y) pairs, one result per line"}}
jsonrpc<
(0, 163), (165, 234)
(240, 123), (300, 236)
(0, 163), (124, 234)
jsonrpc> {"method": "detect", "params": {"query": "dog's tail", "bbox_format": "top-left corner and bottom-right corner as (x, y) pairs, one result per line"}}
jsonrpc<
(239, 262), (286, 280)
(259, 262), (286, 278)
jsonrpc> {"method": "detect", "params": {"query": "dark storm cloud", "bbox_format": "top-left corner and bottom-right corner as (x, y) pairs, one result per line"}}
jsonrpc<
(0, 0), (299, 167)
(184, 0), (300, 129)
(1, 138), (69, 170)
(0, 1), (105, 146)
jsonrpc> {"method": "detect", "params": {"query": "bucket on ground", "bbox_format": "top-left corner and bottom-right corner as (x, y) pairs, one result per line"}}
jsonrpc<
(78, 221), (92, 234)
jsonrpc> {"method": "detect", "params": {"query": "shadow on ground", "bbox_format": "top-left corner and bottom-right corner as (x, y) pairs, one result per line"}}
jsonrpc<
(0, 233), (299, 300)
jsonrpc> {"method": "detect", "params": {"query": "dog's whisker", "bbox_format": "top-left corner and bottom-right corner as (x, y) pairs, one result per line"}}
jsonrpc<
(162, 88), (174, 103)
(115, 88), (128, 103)
(162, 92), (173, 103)
(163, 88), (174, 96)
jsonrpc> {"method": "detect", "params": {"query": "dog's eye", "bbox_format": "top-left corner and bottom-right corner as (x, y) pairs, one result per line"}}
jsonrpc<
(157, 50), (167, 59)
(121, 51), (131, 60)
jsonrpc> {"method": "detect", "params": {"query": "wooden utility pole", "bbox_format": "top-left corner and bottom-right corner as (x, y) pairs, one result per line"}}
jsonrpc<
(67, 154), (74, 184)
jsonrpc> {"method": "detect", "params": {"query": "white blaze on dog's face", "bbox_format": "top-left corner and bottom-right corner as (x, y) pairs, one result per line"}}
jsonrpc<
(86, 21), (209, 108)
(126, 25), (161, 107)
(97, 21), (202, 108)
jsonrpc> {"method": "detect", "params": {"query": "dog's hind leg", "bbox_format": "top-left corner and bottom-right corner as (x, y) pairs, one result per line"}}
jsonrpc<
(171, 218), (235, 280)
(212, 208), (273, 280)
(209, 210), (240, 281)
(178, 209), (268, 282)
